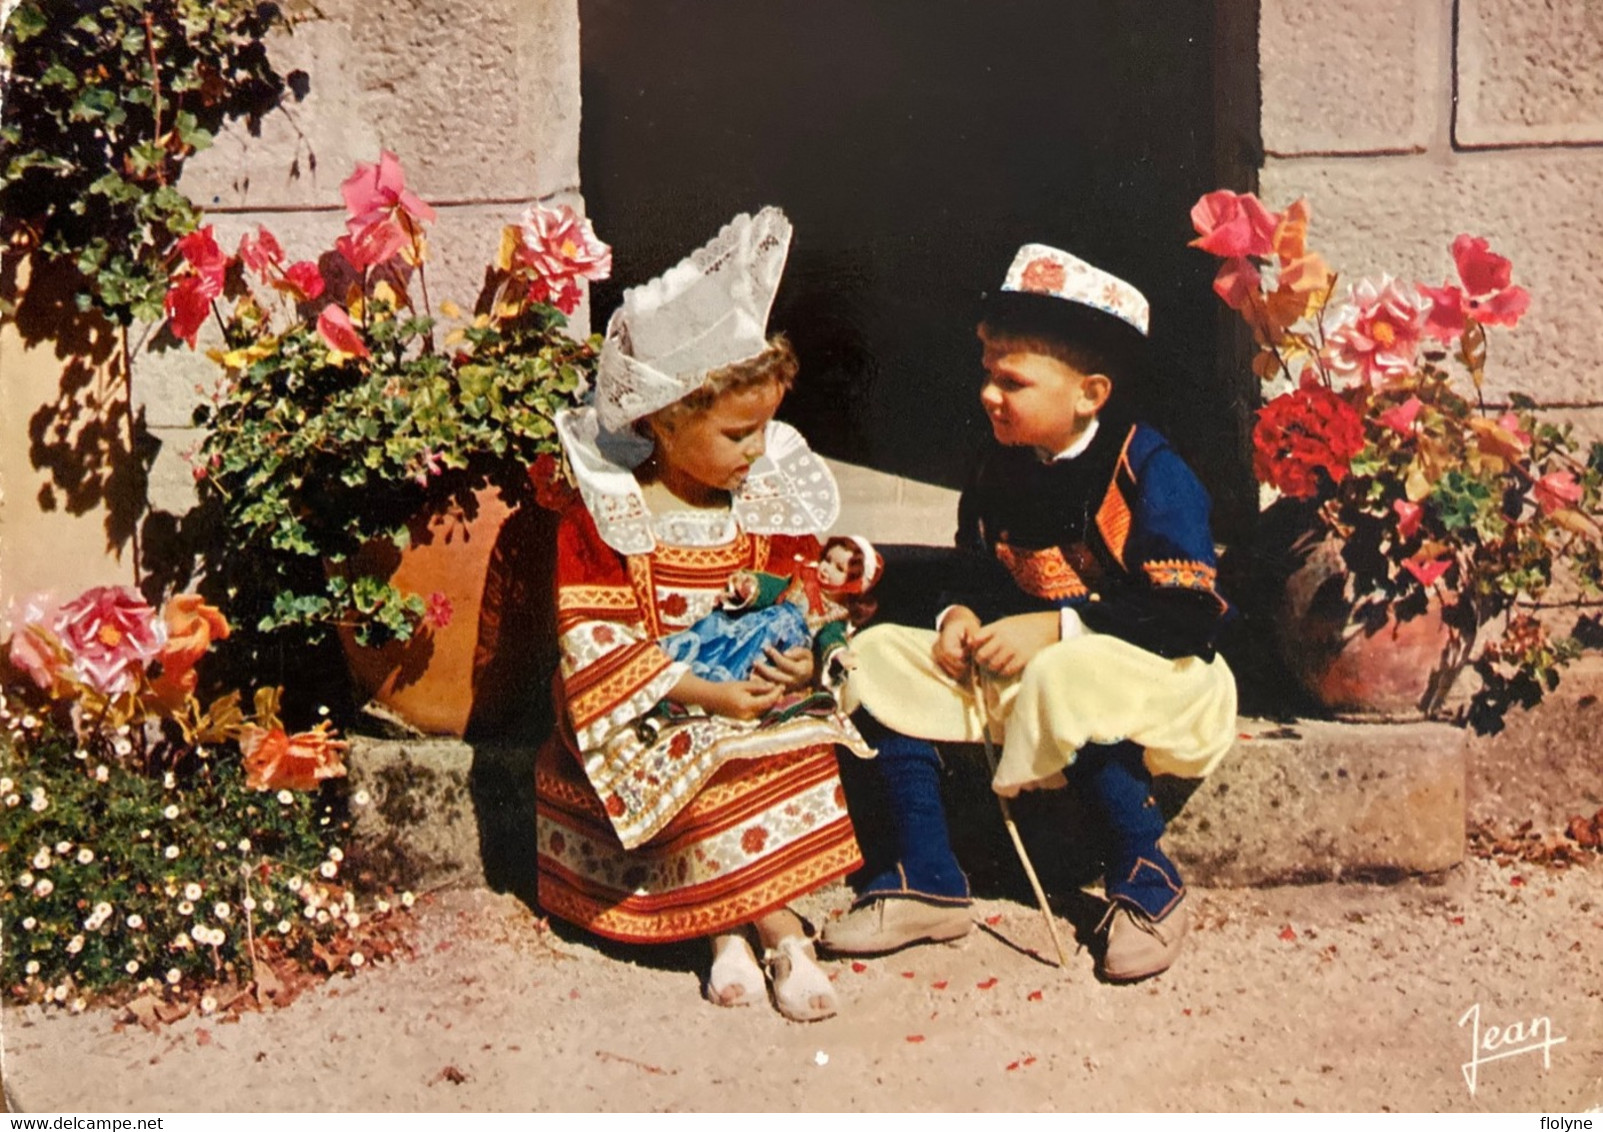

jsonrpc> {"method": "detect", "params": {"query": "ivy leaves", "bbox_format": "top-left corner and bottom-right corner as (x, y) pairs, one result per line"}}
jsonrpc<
(1, 0), (286, 323)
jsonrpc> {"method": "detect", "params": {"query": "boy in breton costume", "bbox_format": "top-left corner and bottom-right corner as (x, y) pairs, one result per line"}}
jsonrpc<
(823, 245), (1238, 980)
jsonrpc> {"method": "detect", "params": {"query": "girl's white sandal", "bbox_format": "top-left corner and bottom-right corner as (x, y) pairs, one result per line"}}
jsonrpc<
(764, 935), (839, 1023)
(706, 932), (764, 1007)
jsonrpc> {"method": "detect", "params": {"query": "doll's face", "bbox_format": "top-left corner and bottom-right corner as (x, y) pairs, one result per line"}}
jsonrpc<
(648, 380), (784, 496)
(817, 544), (855, 588)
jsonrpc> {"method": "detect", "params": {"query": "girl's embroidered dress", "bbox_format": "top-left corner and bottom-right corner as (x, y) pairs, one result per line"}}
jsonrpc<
(535, 415), (873, 944)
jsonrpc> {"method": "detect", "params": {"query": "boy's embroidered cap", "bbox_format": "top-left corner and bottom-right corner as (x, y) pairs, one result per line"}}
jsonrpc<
(594, 206), (793, 430)
(1000, 243), (1150, 337)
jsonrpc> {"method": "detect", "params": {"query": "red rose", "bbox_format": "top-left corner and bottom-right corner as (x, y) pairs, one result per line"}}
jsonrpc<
(740, 826), (769, 854)
(1020, 257), (1067, 295)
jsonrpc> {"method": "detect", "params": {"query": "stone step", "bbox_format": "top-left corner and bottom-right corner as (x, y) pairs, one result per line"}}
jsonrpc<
(344, 716), (1466, 897)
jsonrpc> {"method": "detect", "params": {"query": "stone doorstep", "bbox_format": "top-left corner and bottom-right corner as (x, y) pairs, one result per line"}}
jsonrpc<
(346, 717), (1467, 897)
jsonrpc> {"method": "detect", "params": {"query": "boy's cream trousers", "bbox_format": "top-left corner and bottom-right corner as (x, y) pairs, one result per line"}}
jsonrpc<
(843, 623), (1238, 796)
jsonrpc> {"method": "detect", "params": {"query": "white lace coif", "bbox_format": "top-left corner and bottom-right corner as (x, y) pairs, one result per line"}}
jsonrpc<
(595, 206), (793, 431)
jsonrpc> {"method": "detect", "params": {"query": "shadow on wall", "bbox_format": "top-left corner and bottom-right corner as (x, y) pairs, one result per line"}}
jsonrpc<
(3, 254), (157, 564)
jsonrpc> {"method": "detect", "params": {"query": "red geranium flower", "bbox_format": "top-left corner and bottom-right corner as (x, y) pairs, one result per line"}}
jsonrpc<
(1252, 380), (1367, 500)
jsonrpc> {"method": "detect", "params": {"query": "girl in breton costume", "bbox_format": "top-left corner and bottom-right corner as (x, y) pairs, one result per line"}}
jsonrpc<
(534, 208), (873, 1022)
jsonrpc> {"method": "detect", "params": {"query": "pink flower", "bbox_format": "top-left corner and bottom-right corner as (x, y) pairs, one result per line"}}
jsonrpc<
(342, 151), (436, 229)
(7, 594), (67, 691)
(1534, 470), (1583, 516)
(1496, 412), (1531, 451)
(1402, 555), (1451, 588)
(176, 227), (228, 286)
(316, 305), (371, 360)
(1420, 234), (1531, 341)
(276, 261), (326, 302)
(1189, 190), (1280, 259)
(163, 227), (231, 348)
(412, 448), (444, 487)
(163, 273), (220, 348)
(1211, 257), (1261, 312)
(1393, 499), (1424, 540)
(337, 224), (409, 273)
(237, 226), (284, 275)
(424, 592), (454, 630)
(513, 203), (612, 315)
(1326, 277), (1427, 383)
(52, 586), (166, 696)
(1378, 396), (1424, 434)
(339, 151), (435, 270)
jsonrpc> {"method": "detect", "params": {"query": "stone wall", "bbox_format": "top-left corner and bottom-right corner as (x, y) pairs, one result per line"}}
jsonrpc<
(135, 0), (585, 519)
(1260, 0), (1603, 436)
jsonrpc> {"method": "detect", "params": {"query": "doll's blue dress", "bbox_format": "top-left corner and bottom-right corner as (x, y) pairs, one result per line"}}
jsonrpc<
(659, 601), (812, 683)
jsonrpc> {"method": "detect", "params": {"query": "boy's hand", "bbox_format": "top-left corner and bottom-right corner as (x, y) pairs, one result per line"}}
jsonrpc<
(969, 611), (1061, 679)
(752, 644), (815, 691)
(701, 677), (784, 721)
(933, 606), (982, 681)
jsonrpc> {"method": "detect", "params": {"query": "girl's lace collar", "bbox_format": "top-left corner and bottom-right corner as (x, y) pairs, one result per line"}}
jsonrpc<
(555, 406), (841, 555)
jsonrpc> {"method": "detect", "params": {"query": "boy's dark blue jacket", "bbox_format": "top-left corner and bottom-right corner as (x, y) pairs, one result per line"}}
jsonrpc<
(942, 413), (1231, 660)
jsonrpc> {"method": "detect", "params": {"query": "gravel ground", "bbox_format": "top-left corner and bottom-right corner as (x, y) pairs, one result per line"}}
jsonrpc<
(3, 852), (1600, 1113)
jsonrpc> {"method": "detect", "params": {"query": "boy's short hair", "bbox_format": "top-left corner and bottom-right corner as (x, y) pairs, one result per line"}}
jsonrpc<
(977, 291), (1149, 392)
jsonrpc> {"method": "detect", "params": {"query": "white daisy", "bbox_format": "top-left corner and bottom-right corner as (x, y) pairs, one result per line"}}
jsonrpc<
(165, 968), (181, 984)
(349, 952), (366, 968)
(183, 883), (202, 901)
(76, 848), (93, 865)
(24, 960), (39, 975)
(163, 805), (179, 820)
(34, 878), (53, 897)
(319, 861), (337, 879)
(31, 848), (49, 870)
(65, 935), (83, 954)
(277, 790), (294, 805)
(164, 846), (180, 860)
(126, 914), (143, 929)
(213, 902), (231, 921)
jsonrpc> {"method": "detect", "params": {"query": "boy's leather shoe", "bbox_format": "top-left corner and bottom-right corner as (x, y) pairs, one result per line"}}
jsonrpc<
(818, 897), (971, 955)
(1101, 898), (1189, 981)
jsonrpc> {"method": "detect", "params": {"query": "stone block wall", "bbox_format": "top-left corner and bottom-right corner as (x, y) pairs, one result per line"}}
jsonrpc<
(1260, 0), (1603, 420)
(134, 0), (585, 518)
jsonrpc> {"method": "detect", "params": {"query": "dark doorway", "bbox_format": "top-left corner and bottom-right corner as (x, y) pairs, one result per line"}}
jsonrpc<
(579, 0), (1259, 537)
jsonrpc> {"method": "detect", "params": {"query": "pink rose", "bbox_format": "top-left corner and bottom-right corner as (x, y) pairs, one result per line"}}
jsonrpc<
(52, 586), (166, 696)
(513, 203), (612, 315)
(1189, 190), (1280, 259)
(1326, 278), (1427, 383)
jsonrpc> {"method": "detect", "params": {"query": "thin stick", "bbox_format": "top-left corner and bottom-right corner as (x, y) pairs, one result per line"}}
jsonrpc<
(971, 675), (1071, 968)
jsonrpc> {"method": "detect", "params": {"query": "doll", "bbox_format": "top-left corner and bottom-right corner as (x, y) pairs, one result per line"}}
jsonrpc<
(660, 535), (882, 688)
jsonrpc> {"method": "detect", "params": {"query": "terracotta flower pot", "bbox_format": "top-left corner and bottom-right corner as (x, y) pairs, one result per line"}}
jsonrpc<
(1276, 534), (1477, 721)
(337, 483), (558, 737)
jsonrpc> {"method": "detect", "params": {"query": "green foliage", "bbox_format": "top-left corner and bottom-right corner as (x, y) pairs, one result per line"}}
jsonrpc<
(0, 0), (287, 324)
(191, 300), (595, 656)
